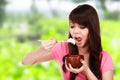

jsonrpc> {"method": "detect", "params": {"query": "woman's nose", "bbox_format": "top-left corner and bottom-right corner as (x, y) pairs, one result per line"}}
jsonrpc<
(73, 27), (79, 33)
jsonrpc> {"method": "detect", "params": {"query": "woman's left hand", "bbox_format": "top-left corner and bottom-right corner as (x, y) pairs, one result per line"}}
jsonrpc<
(65, 59), (89, 74)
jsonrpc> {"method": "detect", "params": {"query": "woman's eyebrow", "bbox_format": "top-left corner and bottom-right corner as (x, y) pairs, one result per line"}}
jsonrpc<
(70, 23), (74, 26)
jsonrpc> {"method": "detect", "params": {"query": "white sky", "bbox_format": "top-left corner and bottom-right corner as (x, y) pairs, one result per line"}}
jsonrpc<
(5, 0), (120, 14)
(6, 0), (32, 12)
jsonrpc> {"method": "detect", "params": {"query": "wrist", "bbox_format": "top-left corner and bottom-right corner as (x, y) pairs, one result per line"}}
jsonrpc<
(83, 65), (89, 73)
(84, 66), (98, 80)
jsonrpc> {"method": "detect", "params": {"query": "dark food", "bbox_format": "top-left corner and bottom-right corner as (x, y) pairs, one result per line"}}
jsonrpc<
(66, 55), (84, 68)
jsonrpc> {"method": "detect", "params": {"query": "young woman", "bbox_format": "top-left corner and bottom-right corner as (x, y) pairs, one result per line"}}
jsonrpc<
(22, 4), (114, 80)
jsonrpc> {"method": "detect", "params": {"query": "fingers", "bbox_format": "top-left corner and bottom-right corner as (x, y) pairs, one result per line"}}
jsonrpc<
(65, 60), (79, 74)
(65, 60), (75, 73)
(41, 38), (57, 51)
(65, 59), (89, 74)
(65, 60), (70, 71)
(78, 59), (88, 72)
(80, 59), (88, 67)
(69, 64), (79, 73)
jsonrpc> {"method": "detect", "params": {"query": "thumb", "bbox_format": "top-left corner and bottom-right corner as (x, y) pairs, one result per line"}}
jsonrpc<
(80, 59), (84, 64)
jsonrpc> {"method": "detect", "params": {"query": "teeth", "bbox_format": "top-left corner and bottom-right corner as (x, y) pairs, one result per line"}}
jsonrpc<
(75, 37), (81, 41)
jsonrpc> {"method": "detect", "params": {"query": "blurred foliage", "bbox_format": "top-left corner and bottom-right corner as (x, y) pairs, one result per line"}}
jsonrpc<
(0, 0), (120, 79)
(70, 0), (88, 3)
(0, 0), (7, 26)
(0, 18), (120, 80)
(105, 11), (120, 20)
(100, 20), (120, 80)
(37, 18), (69, 40)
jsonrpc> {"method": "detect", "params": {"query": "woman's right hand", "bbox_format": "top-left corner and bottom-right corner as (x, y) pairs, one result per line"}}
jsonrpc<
(22, 38), (57, 65)
(41, 38), (57, 51)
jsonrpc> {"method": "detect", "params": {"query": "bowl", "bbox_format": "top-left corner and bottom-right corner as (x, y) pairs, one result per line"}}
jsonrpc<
(65, 55), (84, 68)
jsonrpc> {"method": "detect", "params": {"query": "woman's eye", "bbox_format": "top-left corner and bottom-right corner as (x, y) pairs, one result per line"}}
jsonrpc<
(70, 26), (74, 28)
(79, 25), (86, 29)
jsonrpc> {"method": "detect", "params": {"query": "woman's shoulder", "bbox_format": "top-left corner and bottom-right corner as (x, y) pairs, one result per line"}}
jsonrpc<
(100, 50), (114, 73)
(101, 50), (112, 58)
(51, 42), (68, 60)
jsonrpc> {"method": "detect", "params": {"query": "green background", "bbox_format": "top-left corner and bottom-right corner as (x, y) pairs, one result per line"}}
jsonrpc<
(0, 18), (120, 80)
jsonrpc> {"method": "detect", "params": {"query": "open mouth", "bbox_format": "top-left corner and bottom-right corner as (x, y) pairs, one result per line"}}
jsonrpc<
(74, 37), (82, 43)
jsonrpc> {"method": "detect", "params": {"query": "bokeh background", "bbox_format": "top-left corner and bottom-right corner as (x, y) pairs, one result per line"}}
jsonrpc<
(0, 0), (120, 80)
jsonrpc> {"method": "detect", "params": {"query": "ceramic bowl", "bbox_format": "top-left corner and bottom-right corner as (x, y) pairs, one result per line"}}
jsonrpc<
(66, 55), (84, 68)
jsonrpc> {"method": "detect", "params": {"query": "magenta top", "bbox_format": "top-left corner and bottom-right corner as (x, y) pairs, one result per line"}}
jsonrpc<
(51, 42), (114, 80)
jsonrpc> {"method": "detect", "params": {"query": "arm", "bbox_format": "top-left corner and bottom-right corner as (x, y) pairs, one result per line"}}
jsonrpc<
(102, 70), (113, 80)
(22, 39), (57, 65)
(65, 60), (98, 80)
(22, 47), (53, 65)
(84, 68), (113, 80)
(65, 59), (114, 80)
(100, 51), (114, 80)
(84, 66), (98, 80)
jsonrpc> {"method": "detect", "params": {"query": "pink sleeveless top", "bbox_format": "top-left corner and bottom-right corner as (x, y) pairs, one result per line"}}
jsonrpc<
(51, 42), (114, 80)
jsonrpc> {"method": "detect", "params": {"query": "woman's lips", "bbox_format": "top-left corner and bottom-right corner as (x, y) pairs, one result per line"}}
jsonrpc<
(74, 37), (82, 44)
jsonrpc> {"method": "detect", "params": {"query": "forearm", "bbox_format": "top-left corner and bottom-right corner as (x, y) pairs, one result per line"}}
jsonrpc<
(22, 48), (41, 65)
(22, 47), (49, 65)
(84, 66), (98, 80)
(22, 39), (56, 65)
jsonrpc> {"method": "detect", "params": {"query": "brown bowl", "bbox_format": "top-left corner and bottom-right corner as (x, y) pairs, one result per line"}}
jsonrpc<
(65, 55), (84, 68)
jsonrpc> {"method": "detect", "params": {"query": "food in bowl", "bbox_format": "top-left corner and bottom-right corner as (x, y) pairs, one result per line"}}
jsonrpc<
(65, 55), (84, 68)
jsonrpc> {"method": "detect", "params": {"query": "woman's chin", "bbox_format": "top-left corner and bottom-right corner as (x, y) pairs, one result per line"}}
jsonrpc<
(76, 43), (83, 47)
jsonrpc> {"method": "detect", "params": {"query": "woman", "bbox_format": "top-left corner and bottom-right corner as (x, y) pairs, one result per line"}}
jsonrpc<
(22, 4), (114, 80)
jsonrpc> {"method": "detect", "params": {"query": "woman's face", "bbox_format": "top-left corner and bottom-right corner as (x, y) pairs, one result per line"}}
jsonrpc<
(69, 20), (89, 48)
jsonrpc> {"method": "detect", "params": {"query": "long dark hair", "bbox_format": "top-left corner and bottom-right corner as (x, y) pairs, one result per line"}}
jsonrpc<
(62, 4), (102, 80)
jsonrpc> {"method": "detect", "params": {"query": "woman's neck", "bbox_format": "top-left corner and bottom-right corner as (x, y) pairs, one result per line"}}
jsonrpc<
(78, 45), (89, 55)
(78, 46), (89, 64)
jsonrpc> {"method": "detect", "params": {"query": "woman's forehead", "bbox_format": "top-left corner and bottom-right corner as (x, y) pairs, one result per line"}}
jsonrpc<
(69, 21), (74, 25)
(69, 20), (74, 24)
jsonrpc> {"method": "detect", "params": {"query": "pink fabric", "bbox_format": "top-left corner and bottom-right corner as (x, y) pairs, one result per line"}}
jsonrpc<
(51, 42), (114, 80)
(100, 50), (114, 73)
